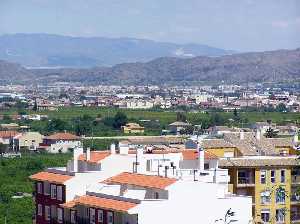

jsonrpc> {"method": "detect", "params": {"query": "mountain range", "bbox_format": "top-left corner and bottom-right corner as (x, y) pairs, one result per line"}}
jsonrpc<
(0, 48), (299, 85)
(0, 33), (234, 68)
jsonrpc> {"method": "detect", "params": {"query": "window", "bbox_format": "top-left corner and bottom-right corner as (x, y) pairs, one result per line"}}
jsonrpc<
(270, 170), (276, 183)
(57, 186), (63, 201)
(276, 188), (286, 204)
(261, 210), (270, 222)
(98, 210), (103, 223)
(37, 182), (43, 194)
(57, 208), (63, 223)
(51, 184), (57, 199)
(260, 170), (266, 184)
(281, 170), (286, 183)
(44, 182), (50, 195)
(37, 204), (43, 216)
(89, 208), (95, 224)
(70, 210), (76, 224)
(260, 191), (271, 204)
(154, 192), (159, 199)
(45, 206), (51, 221)
(107, 211), (113, 224)
(276, 209), (285, 223)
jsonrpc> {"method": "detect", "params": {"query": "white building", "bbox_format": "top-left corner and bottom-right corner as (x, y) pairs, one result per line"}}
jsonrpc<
(30, 143), (253, 224)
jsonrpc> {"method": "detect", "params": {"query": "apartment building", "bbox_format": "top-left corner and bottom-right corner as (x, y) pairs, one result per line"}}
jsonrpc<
(39, 132), (82, 153)
(189, 131), (300, 223)
(219, 156), (299, 223)
(30, 144), (253, 224)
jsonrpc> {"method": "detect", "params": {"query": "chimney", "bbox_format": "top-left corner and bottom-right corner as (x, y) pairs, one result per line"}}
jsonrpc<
(198, 143), (205, 172)
(110, 143), (116, 154)
(135, 146), (143, 173)
(256, 129), (261, 141)
(294, 132), (299, 144)
(86, 147), (91, 161)
(73, 147), (83, 172)
(240, 130), (244, 140)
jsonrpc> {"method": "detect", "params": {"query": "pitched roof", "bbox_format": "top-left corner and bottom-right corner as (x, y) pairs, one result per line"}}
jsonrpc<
(202, 139), (234, 148)
(78, 151), (110, 163)
(219, 156), (299, 167)
(104, 172), (177, 190)
(0, 130), (19, 138)
(128, 136), (184, 145)
(29, 171), (73, 184)
(223, 132), (294, 156)
(169, 121), (191, 126)
(45, 132), (80, 140)
(181, 150), (218, 160)
(61, 195), (138, 212)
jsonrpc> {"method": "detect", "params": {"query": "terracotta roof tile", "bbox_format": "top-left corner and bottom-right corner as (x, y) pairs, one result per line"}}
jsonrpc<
(104, 172), (177, 190)
(45, 132), (80, 140)
(78, 151), (110, 163)
(29, 171), (73, 184)
(63, 195), (138, 212)
(182, 150), (218, 160)
(219, 156), (299, 167)
(0, 130), (19, 138)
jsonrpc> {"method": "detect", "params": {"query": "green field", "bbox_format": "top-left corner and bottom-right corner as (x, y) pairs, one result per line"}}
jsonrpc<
(1, 107), (300, 137)
(0, 153), (72, 224)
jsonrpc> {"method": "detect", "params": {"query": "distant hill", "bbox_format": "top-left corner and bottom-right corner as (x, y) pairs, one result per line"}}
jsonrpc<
(0, 48), (299, 85)
(0, 33), (235, 68)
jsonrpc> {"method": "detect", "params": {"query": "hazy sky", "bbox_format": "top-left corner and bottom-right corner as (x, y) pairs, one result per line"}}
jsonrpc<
(0, 0), (299, 52)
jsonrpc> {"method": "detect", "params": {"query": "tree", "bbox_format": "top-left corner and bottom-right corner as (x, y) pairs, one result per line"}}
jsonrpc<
(0, 143), (7, 156)
(265, 127), (278, 138)
(2, 115), (11, 123)
(176, 112), (187, 122)
(32, 99), (38, 111)
(113, 112), (128, 129)
(46, 118), (68, 133)
(276, 103), (288, 112)
(233, 108), (238, 117)
(73, 115), (94, 136)
(210, 113), (225, 126)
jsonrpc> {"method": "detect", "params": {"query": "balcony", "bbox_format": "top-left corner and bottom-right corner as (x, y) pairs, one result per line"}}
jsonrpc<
(291, 195), (300, 204)
(292, 175), (300, 185)
(237, 177), (255, 187)
(291, 212), (300, 223)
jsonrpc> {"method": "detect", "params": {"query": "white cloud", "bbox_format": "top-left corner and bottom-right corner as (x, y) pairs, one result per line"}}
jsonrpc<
(271, 17), (300, 28)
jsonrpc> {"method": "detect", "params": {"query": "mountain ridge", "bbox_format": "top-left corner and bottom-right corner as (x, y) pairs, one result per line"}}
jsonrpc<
(0, 33), (235, 68)
(0, 48), (299, 85)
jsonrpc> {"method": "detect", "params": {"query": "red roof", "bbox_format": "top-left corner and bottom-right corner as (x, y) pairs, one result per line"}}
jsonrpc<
(104, 172), (177, 190)
(0, 131), (19, 138)
(45, 132), (80, 140)
(29, 171), (73, 184)
(182, 150), (218, 160)
(78, 151), (110, 163)
(61, 195), (138, 212)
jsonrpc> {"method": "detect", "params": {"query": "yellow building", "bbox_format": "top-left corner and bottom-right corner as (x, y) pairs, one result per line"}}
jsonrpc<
(219, 157), (300, 223)
(198, 131), (300, 223)
(121, 123), (145, 134)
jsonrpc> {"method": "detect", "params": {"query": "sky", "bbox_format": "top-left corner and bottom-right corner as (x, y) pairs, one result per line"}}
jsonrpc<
(0, 0), (299, 52)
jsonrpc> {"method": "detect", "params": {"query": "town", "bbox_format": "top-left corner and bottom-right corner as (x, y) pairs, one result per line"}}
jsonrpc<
(1, 0), (300, 223)
(1, 83), (299, 112)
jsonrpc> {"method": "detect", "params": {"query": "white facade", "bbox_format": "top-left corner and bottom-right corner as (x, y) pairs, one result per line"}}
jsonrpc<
(38, 145), (253, 224)
(46, 140), (81, 153)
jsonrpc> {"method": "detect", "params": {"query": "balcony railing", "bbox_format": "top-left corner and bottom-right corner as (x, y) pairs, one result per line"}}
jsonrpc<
(292, 175), (300, 184)
(237, 177), (255, 185)
(291, 195), (300, 203)
(291, 212), (300, 222)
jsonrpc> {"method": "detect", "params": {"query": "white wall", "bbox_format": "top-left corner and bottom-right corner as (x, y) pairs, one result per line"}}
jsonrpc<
(130, 181), (252, 224)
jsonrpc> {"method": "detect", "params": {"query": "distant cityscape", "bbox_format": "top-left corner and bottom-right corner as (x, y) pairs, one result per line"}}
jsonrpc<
(1, 82), (300, 112)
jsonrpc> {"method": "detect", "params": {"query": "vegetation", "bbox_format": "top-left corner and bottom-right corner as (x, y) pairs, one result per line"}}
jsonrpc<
(0, 153), (72, 224)
(1, 107), (300, 137)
